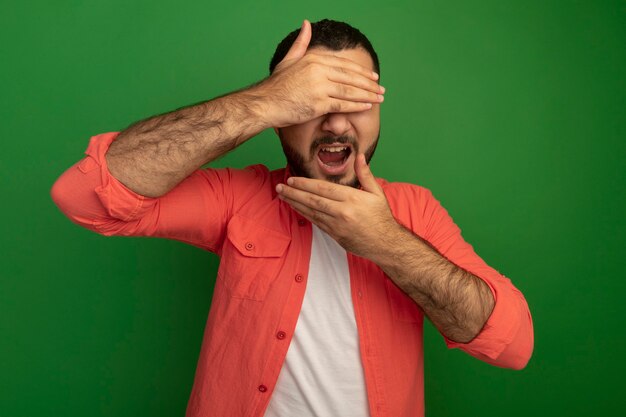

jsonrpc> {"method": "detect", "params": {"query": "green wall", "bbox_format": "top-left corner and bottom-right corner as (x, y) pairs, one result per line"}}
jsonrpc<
(2, 1), (624, 415)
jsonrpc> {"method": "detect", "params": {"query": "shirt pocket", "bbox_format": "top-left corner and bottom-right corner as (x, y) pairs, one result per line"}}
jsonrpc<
(218, 214), (291, 301)
(384, 278), (423, 324)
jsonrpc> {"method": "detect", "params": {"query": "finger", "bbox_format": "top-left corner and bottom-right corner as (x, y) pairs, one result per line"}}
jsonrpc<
(328, 66), (385, 95)
(328, 82), (385, 104)
(282, 19), (312, 63)
(308, 52), (379, 81)
(276, 183), (340, 215)
(279, 194), (333, 227)
(285, 177), (349, 201)
(355, 153), (384, 195)
(325, 99), (373, 114)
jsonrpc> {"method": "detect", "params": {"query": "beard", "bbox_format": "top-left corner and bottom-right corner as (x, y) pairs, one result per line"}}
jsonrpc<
(278, 129), (380, 189)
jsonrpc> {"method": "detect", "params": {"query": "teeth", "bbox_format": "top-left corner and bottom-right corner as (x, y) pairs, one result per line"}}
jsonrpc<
(321, 146), (348, 153)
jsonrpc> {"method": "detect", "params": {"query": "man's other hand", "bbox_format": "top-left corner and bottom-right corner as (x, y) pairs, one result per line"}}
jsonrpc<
(253, 19), (385, 128)
(275, 153), (398, 258)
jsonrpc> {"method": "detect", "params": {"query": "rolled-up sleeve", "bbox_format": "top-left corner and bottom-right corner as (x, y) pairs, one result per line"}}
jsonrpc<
(397, 184), (534, 370)
(50, 131), (264, 253)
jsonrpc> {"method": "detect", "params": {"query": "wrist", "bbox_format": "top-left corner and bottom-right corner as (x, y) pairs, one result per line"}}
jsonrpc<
(234, 81), (277, 130)
(215, 89), (270, 135)
(364, 218), (407, 266)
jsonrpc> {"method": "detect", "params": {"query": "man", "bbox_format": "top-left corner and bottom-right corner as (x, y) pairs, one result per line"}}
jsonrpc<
(51, 18), (533, 417)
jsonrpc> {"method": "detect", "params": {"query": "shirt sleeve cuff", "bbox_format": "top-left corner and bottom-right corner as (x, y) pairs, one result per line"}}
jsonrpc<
(81, 131), (156, 222)
(442, 276), (523, 361)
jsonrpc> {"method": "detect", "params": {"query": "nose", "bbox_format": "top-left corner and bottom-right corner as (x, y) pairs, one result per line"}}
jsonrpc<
(321, 112), (352, 138)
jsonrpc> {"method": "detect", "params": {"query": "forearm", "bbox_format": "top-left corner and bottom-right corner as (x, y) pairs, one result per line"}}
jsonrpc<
(105, 87), (270, 197)
(370, 222), (495, 343)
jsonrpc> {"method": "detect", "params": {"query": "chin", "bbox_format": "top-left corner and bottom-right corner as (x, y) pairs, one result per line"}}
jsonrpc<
(322, 172), (360, 189)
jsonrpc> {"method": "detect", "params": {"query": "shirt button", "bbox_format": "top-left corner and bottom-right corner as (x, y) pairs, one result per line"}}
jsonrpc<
(276, 331), (286, 340)
(245, 242), (254, 251)
(258, 384), (267, 393)
(295, 274), (303, 283)
(297, 219), (306, 226)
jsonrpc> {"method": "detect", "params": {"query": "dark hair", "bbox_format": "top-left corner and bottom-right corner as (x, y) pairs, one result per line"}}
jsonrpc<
(269, 19), (380, 76)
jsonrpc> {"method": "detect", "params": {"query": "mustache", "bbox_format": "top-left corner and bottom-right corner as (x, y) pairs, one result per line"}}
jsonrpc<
(309, 136), (358, 155)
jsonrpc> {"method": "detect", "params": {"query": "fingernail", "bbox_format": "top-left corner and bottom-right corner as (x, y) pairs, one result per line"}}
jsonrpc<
(378, 94), (384, 102)
(287, 177), (294, 185)
(379, 85), (386, 94)
(276, 184), (283, 193)
(372, 71), (379, 80)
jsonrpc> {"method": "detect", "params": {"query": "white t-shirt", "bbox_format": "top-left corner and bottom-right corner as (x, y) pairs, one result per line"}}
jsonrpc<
(264, 225), (371, 417)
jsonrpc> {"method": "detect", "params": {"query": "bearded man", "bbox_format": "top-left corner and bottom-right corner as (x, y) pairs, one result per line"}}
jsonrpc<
(51, 18), (534, 417)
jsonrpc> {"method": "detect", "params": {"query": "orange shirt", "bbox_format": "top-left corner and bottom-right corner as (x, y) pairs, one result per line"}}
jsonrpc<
(51, 132), (534, 417)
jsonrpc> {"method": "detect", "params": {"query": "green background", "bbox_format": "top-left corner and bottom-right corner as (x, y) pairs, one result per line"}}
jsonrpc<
(1, 0), (624, 416)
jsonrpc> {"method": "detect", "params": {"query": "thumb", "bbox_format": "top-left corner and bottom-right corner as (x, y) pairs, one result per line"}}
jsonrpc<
(355, 153), (383, 195)
(281, 19), (311, 63)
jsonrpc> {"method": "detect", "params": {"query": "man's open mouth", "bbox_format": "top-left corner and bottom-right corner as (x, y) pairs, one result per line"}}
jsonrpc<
(318, 145), (352, 166)
(316, 143), (354, 175)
